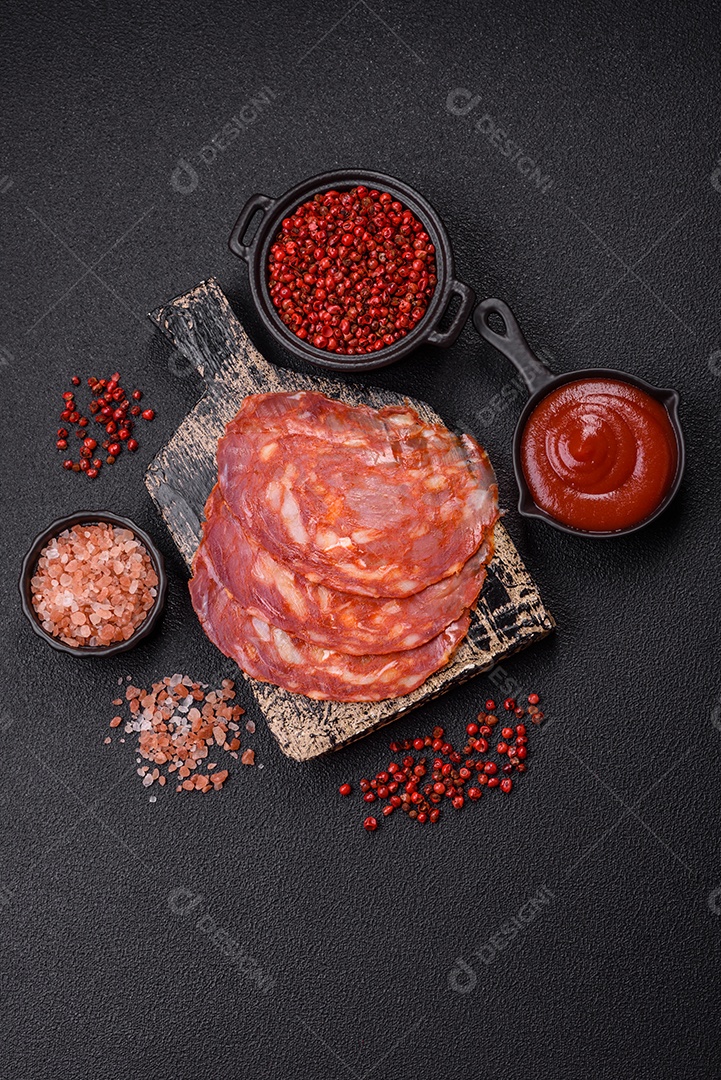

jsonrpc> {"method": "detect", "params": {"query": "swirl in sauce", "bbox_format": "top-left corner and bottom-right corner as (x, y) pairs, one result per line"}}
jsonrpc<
(520, 378), (678, 532)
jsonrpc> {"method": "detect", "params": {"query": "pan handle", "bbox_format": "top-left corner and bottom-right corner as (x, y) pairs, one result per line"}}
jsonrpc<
(426, 280), (476, 348)
(228, 193), (276, 261)
(473, 298), (554, 394)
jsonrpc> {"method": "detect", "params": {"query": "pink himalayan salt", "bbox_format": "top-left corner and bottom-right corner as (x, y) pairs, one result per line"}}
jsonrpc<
(31, 523), (158, 648)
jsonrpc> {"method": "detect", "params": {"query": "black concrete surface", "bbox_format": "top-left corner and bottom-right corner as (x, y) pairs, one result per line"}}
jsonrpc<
(2, 2), (720, 1077)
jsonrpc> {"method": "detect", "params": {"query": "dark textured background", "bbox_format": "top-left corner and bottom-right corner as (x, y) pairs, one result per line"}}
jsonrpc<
(2, 2), (720, 1077)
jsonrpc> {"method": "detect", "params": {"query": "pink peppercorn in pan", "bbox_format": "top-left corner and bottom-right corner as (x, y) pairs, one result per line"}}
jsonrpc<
(19, 512), (167, 656)
(228, 169), (476, 372)
(267, 186), (438, 356)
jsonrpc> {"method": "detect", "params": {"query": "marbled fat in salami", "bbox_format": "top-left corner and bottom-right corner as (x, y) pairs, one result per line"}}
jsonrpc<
(217, 393), (498, 597)
(190, 549), (471, 702)
(199, 485), (494, 655)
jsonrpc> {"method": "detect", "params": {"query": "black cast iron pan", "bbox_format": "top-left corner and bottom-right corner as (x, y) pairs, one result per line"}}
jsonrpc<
(229, 169), (475, 372)
(473, 298), (685, 537)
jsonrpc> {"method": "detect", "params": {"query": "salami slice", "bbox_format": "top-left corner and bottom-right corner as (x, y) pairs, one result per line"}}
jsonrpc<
(189, 549), (471, 702)
(217, 393), (498, 598)
(225, 390), (423, 444)
(199, 486), (494, 655)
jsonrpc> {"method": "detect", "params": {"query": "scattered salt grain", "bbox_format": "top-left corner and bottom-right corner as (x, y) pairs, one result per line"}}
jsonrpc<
(109, 674), (250, 795)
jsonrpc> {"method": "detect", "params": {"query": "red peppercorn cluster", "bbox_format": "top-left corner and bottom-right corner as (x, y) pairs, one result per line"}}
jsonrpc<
(268, 186), (437, 356)
(341, 694), (543, 831)
(57, 373), (155, 478)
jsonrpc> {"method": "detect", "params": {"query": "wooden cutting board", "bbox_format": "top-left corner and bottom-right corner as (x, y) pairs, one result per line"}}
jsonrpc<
(145, 278), (554, 760)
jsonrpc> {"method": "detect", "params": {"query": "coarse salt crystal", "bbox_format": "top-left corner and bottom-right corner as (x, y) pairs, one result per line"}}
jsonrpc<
(109, 675), (254, 797)
(31, 523), (157, 649)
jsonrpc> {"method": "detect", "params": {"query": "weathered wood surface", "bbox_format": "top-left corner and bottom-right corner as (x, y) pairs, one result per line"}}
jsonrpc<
(146, 278), (554, 760)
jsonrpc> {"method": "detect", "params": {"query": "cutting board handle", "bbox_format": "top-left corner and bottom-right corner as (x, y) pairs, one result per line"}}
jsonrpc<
(148, 277), (275, 389)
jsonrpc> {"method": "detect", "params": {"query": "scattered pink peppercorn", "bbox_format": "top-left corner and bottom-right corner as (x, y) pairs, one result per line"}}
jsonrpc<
(338, 693), (546, 830)
(54, 371), (154, 478)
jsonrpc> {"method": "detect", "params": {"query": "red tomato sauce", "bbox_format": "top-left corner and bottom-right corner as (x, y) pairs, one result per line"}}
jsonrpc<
(520, 378), (678, 532)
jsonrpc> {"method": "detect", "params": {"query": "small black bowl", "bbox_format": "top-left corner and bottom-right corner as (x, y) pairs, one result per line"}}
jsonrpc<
(19, 511), (167, 656)
(228, 168), (475, 372)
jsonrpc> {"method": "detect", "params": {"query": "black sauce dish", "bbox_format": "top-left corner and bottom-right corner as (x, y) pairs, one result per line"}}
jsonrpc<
(473, 298), (686, 538)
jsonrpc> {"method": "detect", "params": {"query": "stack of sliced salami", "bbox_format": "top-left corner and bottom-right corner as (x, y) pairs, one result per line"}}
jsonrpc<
(189, 392), (498, 702)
